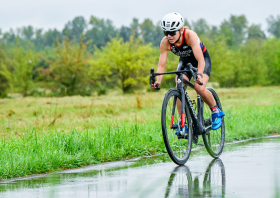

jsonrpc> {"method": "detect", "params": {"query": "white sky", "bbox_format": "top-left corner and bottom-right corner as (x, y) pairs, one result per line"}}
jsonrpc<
(0, 0), (279, 33)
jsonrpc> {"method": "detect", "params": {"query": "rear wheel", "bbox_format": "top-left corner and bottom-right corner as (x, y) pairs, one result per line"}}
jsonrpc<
(161, 89), (193, 165)
(202, 87), (225, 158)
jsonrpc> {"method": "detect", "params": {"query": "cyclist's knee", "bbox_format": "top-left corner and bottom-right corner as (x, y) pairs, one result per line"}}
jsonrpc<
(175, 76), (178, 86)
(195, 86), (206, 96)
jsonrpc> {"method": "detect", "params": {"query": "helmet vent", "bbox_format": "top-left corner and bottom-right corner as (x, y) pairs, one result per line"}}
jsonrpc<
(160, 12), (184, 31)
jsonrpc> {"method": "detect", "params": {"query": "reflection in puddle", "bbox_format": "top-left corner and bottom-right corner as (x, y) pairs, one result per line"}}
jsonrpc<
(0, 136), (279, 198)
(0, 155), (226, 198)
(165, 159), (226, 198)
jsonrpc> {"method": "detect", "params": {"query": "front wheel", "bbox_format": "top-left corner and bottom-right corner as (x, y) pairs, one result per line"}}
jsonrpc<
(202, 87), (225, 158)
(161, 89), (193, 165)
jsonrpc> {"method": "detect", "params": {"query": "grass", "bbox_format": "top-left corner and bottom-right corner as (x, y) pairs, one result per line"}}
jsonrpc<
(0, 86), (279, 179)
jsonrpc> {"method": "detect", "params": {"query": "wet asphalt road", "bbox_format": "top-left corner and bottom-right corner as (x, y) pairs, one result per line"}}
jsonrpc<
(0, 136), (280, 198)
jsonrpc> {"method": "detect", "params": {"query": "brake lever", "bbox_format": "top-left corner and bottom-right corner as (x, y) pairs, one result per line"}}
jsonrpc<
(187, 63), (203, 86)
(190, 69), (203, 86)
(194, 75), (203, 86)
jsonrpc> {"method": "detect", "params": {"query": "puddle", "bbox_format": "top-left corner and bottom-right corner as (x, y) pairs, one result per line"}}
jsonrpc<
(0, 136), (279, 198)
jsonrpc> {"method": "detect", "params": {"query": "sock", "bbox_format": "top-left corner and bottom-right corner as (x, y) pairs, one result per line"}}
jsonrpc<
(210, 104), (219, 114)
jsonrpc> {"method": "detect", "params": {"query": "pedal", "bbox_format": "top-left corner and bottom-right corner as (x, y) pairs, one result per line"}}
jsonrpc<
(177, 135), (185, 139)
(193, 135), (198, 144)
(204, 118), (211, 127)
(171, 124), (179, 129)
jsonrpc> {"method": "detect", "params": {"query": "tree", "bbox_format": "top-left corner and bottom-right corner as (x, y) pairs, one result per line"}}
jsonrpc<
(140, 19), (155, 44)
(130, 18), (141, 39)
(41, 29), (63, 47)
(267, 15), (280, 38)
(262, 38), (280, 85)
(237, 39), (267, 86)
(22, 25), (34, 40)
(119, 26), (131, 42)
(0, 41), (38, 96)
(62, 16), (87, 42)
(205, 35), (267, 87)
(192, 19), (210, 36)
(85, 16), (117, 50)
(0, 42), (10, 97)
(91, 37), (155, 93)
(139, 19), (163, 47)
(46, 36), (92, 96)
(230, 15), (248, 45)
(220, 15), (248, 46)
(34, 29), (43, 50)
(2, 29), (17, 45)
(247, 24), (266, 40)
(152, 24), (164, 47)
(184, 18), (192, 29)
(203, 36), (239, 87)
(220, 21), (235, 46)
(209, 26), (220, 39)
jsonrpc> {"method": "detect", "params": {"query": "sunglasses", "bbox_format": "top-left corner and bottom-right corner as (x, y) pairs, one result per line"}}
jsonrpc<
(163, 31), (177, 36)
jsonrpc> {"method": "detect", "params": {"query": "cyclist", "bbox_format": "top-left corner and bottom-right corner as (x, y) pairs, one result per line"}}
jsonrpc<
(151, 12), (225, 130)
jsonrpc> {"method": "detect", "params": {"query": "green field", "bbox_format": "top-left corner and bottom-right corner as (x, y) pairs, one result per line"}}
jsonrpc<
(0, 86), (280, 179)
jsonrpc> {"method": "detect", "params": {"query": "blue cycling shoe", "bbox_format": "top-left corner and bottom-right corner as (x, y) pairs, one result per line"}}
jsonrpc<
(211, 109), (225, 130)
(174, 124), (188, 135)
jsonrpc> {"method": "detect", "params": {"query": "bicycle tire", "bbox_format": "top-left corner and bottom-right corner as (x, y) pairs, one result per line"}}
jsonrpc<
(161, 89), (193, 165)
(202, 87), (225, 158)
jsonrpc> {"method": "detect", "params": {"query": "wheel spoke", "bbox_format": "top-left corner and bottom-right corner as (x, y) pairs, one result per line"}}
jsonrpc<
(162, 90), (192, 165)
(202, 88), (225, 158)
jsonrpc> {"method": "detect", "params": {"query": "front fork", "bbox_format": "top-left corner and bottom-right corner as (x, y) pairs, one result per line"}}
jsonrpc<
(170, 76), (206, 135)
(169, 87), (185, 129)
(180, 88), (186, 128)
(170, 75), (186, 129)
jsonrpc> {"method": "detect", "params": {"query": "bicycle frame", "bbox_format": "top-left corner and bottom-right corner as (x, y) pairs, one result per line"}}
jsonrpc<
(150, 64), (207, 135)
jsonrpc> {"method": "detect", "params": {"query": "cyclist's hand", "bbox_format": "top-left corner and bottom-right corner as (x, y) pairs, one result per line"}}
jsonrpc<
(151, 81), (161, 89)
(196, 74), (203, 85)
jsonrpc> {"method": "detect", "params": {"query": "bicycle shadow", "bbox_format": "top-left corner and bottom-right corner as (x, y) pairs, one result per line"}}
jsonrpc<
(164, 158), (226, 198)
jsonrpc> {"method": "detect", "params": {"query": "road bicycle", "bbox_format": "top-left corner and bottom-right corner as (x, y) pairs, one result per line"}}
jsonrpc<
(150, 63), (225, 165)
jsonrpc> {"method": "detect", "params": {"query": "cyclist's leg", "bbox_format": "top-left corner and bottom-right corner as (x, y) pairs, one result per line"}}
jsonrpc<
(194, 74), (215, 107)
(194, 52), (225, 130)
(176, 74), (190, 117)
(175, 58), (192, 133)
(175, 74), (190, 133)
(175, 57), (192, 118)
(195, 76), (224, 130)
(194, 50), (215, 107)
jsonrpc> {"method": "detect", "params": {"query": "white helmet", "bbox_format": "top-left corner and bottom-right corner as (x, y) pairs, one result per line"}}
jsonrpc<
(161, 12), (184, 31)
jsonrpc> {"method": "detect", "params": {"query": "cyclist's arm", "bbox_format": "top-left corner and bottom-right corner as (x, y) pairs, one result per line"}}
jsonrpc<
(152, 37), (169, 88)
(186, 31), (205, 75)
